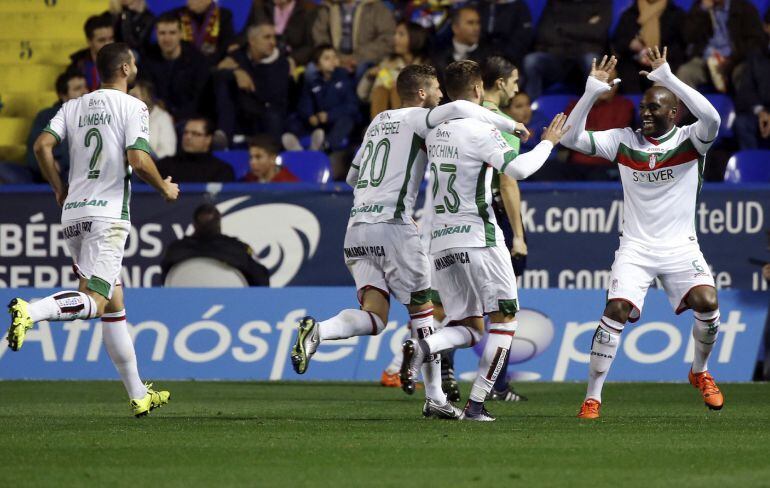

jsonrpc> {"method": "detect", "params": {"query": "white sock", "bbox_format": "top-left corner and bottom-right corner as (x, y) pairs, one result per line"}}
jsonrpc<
(28, 291), (98, 322)
(319, 309), (385, 340)
(423, 323), (482, 355)
(469, 321), (517, 403)
(384, 349), (403, 375)
(692, 309), (720, 373)
(411, 308), (446, 403)
(585, 316), (623, 403)
(101, 310), (147, 399)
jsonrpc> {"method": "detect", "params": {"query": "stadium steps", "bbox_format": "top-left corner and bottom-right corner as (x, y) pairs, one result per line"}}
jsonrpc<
(0, 39), (85, 65)
(0, 0), (107, 13)
(0, 12), (94, 41)
(0, 117), (32, 163)
(1, 91), (58, 118)
(0, 64), (66, 93)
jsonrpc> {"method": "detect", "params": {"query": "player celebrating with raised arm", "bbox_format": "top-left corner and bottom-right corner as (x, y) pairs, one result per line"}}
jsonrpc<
(400, 60), (569, 421)
(561, 48), (724, 419)
(291, 64), (528, 419)
(6, 43), (180, 417)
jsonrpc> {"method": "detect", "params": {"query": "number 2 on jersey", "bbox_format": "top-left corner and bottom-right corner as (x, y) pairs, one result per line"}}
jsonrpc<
(85, 128), (103, 179)
(356, 139), (390, 188)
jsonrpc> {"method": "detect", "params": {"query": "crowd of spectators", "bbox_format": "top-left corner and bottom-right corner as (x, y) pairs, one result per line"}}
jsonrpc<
(19, 0), (770, 184)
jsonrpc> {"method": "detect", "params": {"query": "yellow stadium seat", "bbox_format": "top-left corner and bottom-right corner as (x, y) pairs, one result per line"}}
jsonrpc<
(0, 145), (27, 163)
(1, 91), (58, 118)
(0, 39), (85, 65)
(0, 12), (92, 41)
(0, 64), (65, 93)
(0, 0), (108, 13)
(0, 117), (33, 147)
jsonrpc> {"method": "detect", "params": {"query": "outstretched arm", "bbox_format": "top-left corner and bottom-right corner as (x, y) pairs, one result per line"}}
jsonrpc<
(642, 46), (720, 145)
(425, 100), (529, 139)
(562, 56), (618, 154)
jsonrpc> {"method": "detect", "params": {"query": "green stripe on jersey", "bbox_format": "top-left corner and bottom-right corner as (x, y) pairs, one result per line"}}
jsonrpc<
(587, 131), (597, 156)
(475, 164), (495, 246)
(656, 127), (678, 144)
(499, 150), (518, 174)
(616, 138), (696, 164)
(43, 125), (61, 143)
(394, 134), (424, 219)
(121, 173), (130, 220)
(127, 137), (151, 154)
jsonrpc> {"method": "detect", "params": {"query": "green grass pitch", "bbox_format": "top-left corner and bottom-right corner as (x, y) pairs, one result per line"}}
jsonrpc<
(1, 381), (769, 487)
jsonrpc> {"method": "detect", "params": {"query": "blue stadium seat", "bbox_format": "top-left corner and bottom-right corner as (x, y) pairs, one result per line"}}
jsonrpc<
(724, 150), (770, 183)
(531, 95), (574, 124)
(525, 0), (548, 24)
(704, 94), (735, 139)
(278, 151), (331, 183)
(213, 150), (250, 180)
(672, 0), (695, 10)
(612, 0), (634, 33)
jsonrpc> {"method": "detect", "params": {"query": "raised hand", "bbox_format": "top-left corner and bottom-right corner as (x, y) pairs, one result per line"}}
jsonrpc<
(639, 46), (668, 77)
(163, 176), (180, 202)
(590, 55), (618, 86)
(541, 113), (571, 145)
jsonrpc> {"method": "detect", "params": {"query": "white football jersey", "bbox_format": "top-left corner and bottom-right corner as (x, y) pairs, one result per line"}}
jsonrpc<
(426, 118), (518, 253)
(588, 124), (712, 248)
(46, 88), (150, 223)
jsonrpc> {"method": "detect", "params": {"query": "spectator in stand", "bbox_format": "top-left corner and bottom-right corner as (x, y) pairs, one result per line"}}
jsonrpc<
(68, 13), (115, 91)
(111, 0), (156, 53)
(357, 21), (429, 119)
(678, 0), (765, 92)
(156, 118), (235, 182)
(216, 21), (291, 144)
(161, 203), (271, 286)
(283, 44), (358, 151)
(312, 0), (396, 79)
(129, 80), (177, 158)
(734, 47), (770, 149)
(244, 0), (317, 67)
(504, 91), (546, 153)
(522, 0), (611, 100)
(140, 13), (210, 122)
(170, 0), (236, 64)
(563, 66), (634, 180)
(478, 0), (534, 67)
(243, 135), (299, 182)
(612, 0), (686, 93)
(431, 6), (488, 78)
(25, 72), (88, 182)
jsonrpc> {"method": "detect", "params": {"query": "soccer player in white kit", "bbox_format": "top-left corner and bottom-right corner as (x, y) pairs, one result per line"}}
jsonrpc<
(290, 64), (528, 419)
(400, 60), (570, 421)
(6, 43), (180, 417)
(561, 48), (724, 419)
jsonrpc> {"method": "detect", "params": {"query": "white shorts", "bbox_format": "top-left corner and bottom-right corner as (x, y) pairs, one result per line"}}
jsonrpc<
(430, 245), (519, 321)
(608, 242), (715, 322)
(63, 218), (130, 299)
(344, 221), (431, 306)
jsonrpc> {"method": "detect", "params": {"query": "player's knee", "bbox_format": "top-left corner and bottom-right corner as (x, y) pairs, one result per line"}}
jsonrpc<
(688, 287), (718, 313)
(603, 300), (632, 325)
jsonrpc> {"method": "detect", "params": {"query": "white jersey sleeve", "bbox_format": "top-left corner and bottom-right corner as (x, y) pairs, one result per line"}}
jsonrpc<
(586, 129), (626, 161)
(45, 103), (69, 143)
(467, 125), (554, 180)
(125, 100), (151, 153)
(405, 101), (519, 139)
(679, 123), (715, 155)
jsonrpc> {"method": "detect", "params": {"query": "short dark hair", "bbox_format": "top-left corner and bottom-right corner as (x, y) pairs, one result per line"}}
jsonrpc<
(55, 71), (85, 96)
(398, 21), (429, 60)
(186, 116), (214, 136)
(312, 43), (335, 64)
(96, 42), (132, 83)
(156, 12), (182, 28)
(444, 60), (482, 100)
(193, 203), (221, 237)
(396, 64), (437, 102)
(481, 56), (517, 90)
(247, 134), (281, 155)
(451, 6), (479, 26)
(84, 12), (113, 40)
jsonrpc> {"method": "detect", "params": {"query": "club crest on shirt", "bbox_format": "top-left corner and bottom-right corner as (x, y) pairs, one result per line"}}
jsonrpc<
(648, 153), (657, 169)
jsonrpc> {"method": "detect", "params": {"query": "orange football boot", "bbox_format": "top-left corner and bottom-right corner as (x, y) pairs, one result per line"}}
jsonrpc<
(380, 371), (402, 388)
(689, 369), (724, 410)
(577, 399), (601, 419)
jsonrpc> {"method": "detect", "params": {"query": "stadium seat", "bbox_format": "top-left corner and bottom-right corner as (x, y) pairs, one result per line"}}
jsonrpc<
(531, 95), (574, 124)
(0, 64), (66, 92)
(213, 150), (250, 181)
(0, 91), (57, 118)
(612, 0), (634, 33)
(278, 151), (331, 183)
(0, 117), (32, 146)
(164, 257), (248, 287)
(525, 0), (548, 24)
(704, 94), (735, 139)
(672, 0), (695, 10)
(0, 12), (90, 41)
(0, 0), (108, 13)
(0, 39), (84, 65)
(723, 150), (770, 183)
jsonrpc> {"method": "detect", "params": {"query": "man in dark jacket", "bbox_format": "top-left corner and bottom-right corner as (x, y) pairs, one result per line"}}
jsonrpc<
(25, 72), (88, 182)
(244, 0), (317, 66)
(522, 0), (611, 99)
(67, 13), (114, 91)
(612, 0), (686, 93)
(215, 21), (291, 142)
(161, 203), (270, 286)
(477, 0), (534, 67)
(431, 6), (488, 79)
(678, 0), (765, 91)
(156, 118), (235, 182)
(114, 0), (156, 52)
(170, 0), (236, 65)
(734, 48), (770, 149)
(139, 13), (210, 122)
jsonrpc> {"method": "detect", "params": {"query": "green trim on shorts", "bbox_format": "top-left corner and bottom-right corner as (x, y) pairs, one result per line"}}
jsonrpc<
(87, 275), (112, 299)
(498, 299), (519, 316)
(429, 289), (442, 305)
(409, 289), (432, 306)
